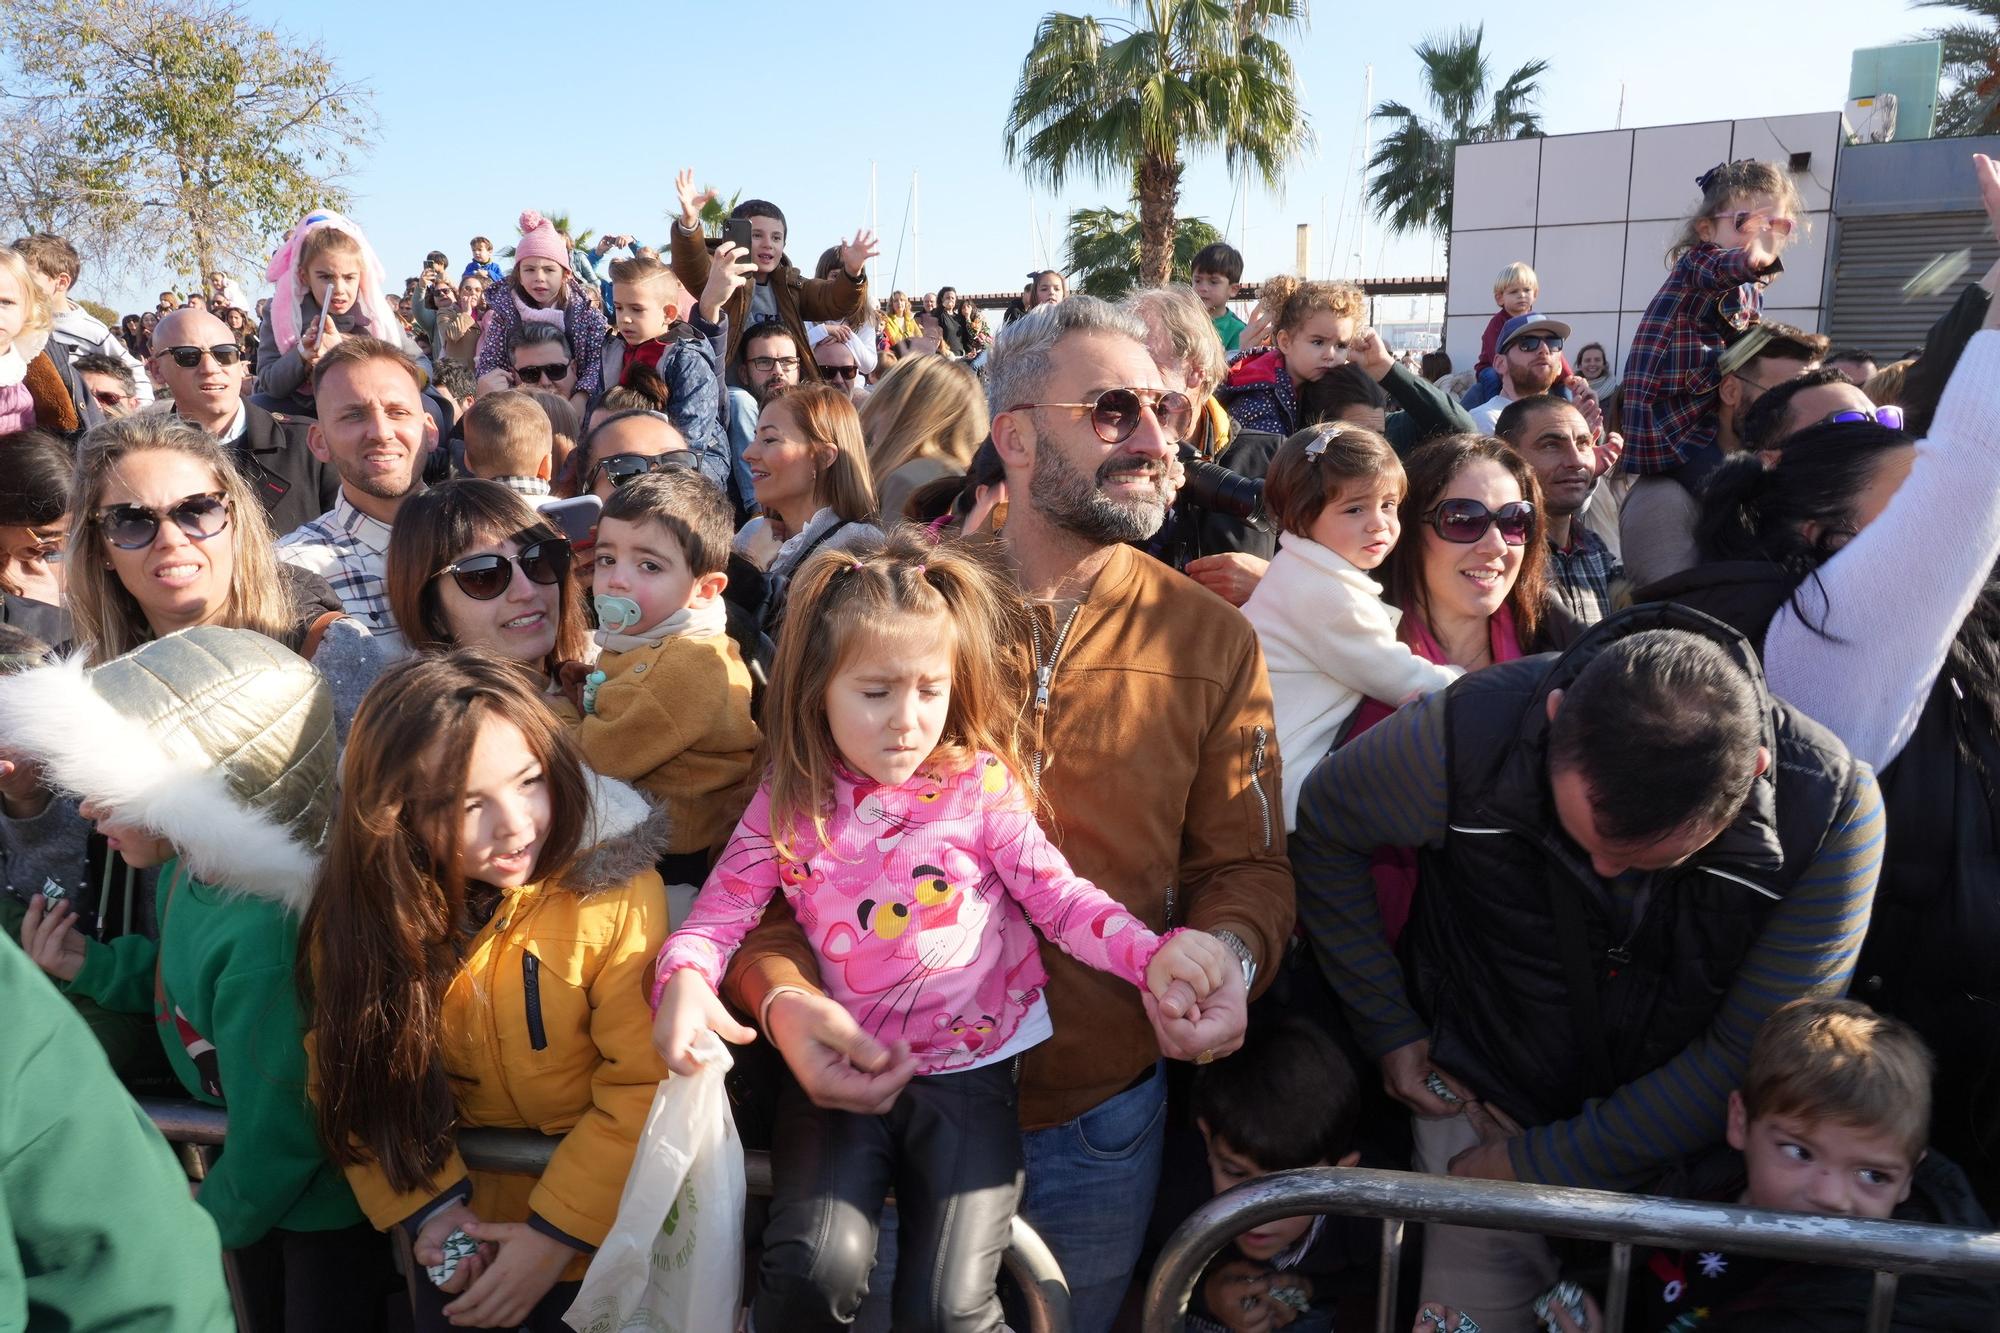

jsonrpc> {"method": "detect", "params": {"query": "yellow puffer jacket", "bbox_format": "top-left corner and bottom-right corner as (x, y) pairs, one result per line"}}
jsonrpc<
(343, 777), (671, 1278)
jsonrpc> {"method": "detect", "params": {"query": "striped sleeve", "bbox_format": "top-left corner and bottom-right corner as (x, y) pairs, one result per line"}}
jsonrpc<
(1291, 692), (1451, 1059)
(1515, 765), (1885, 1190)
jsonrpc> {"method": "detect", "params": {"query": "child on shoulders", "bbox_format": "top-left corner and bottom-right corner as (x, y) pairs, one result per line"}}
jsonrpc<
(598, 254), (729, 490)
(1192, 242), (1248, 352)
(1218, 282), (1365, 438)
(473, 210), (608, 410)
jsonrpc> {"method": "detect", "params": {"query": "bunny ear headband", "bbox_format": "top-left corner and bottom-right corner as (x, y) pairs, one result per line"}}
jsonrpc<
(263, 210), (399, 355)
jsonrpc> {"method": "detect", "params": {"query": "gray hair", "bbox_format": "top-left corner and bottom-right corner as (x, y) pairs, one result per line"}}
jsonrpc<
(1122, 285), (1227, 404)
(509, 321), (568, 355)
(983, 295), (1150, 420)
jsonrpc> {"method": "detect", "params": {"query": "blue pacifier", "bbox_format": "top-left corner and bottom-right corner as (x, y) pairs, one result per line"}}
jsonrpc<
(594, 594), (644, 632)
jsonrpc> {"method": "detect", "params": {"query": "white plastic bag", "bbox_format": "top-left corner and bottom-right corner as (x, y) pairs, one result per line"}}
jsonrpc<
(565, 1032), (745, 1333)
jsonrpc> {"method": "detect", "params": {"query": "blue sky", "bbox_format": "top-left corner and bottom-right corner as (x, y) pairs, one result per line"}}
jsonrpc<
(101, 0), (1924, 315)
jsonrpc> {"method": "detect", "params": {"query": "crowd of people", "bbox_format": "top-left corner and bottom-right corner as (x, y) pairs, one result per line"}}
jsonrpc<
(0, 149), (1995, 1333)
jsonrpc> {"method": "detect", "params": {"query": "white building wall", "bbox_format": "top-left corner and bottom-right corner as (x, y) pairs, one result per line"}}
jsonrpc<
(1445, 113), (1844, 379)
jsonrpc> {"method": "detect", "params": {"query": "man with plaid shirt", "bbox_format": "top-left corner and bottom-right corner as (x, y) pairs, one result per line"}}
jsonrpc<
(276, 336), (431, 649)
(1498, 395), (1622, 624)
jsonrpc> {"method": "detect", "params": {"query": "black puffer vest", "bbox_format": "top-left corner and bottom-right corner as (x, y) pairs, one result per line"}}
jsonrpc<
(1407, 604), (1860, 1127)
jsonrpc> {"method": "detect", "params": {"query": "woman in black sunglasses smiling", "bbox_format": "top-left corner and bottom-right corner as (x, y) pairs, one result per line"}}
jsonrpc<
(386, 480), (588, 691)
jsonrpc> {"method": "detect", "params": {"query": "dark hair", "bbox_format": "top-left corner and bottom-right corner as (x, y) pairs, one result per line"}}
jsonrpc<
(1824, 347), (1876, 368)
(732, 198), (786, 228)
(1548, 629), (1764, 842)
(1737, 367), (1855, 453)
(741, 323), (797, 362)
(508, 321), (569, 359)
(1297, 364), (1387, 423)
(1419, 350), (1452, 382)
(1740, 321), (1829, 370)
(13, 233), (79, 282)
(600, 468), (734, 577)
(470, 235), (492, 249)
(576, 409), (686, 485)
(0, 429), (76, 527)
(1492, 393), (1575, 445)
(432, 357), (475, 404)
(1190, 241), (1244, 284)
(71, 352), (136, 395)
(1191, 1016), (1360, 1171)
(1380, 436), (1548, 648)
(1263, 423), (1403, 539)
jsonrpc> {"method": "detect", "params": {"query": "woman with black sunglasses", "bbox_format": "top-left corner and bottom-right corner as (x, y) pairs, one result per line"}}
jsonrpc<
(385, 480), (590, 694)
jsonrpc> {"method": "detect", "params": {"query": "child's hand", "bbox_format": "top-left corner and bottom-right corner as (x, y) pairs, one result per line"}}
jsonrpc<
(1146, 929), (1232, 1020)
(554, 659), (590, 714)
(444, 1221), (574, 1327)
(675, 167), (717, 231)
(1414, 1302), (1478, 1332)
(413, 1201), (491, 1295)
(699, 242), (756, 321)
(1205, 1258), (1279, 1332)
(1594, 430), (1624, 477)
(652, 967), (756, 1077)
(1563, 376), (1604, 440)
(20, 894), (85, 982)
(836, 230), (880, 277)
(1242, 304), (1277, 350)
(1350, 325), (1395, 381)
(1548, 1289), (1603, 1333)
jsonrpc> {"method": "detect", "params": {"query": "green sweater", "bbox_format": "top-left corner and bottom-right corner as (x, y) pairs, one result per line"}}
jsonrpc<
(0, 935), (235, 1330)
(68, 858), (363, 1249)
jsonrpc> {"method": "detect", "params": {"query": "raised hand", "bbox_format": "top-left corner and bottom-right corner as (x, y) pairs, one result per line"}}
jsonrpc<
(699, 241), (757, 321)
(1349, 326), (1395, 381)
(675, 167), (718, 231)
(837, 229), (881, 278)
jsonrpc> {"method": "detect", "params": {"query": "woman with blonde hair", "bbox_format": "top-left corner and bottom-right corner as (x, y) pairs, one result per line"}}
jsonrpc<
(740, 382), (882, 633)
(858, 354), (990, 519)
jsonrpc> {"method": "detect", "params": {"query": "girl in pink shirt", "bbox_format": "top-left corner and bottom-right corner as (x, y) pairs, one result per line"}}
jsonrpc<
(651, 529), (1228, 1332)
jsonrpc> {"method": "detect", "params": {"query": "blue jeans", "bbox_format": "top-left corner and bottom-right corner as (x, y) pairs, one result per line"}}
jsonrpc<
(1018, 1064), (1169, 1333)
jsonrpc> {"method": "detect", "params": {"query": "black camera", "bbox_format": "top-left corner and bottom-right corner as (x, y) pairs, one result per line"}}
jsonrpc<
(1176, 442), (1266, 527)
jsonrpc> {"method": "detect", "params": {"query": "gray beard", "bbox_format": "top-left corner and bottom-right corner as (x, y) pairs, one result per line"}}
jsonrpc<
(1029, 437), (1169, 546)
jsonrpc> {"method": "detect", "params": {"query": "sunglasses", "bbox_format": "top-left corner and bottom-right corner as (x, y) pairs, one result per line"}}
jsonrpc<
(91, 389), (130, 408)
(819, 363), (860, 381)
(1710, 210), (1796, 238)
(1421, 498), (1535, 546)
(94, 493), (231, 550)
(1507, 335), (1563, 354)
(430, 537), (572, 601)
(1007, 387), (1195, 444)
(515, 361), (571, 385)
(1822, 406), (1907, 430)
(590, 452), (691, 489)
(162, 343), (242, 368)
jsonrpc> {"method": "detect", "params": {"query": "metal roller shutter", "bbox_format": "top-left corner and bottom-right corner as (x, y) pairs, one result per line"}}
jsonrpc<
(1826, 211), (2000, 359)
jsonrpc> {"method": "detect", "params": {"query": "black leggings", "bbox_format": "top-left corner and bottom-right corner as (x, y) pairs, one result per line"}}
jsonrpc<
(407, 1273), (583, 1332)
(232, 1220), (401, 1333)
(756, 1061), (1024, 1333)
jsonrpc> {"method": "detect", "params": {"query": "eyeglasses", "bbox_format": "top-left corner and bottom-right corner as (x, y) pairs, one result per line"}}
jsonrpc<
(514, 361), (571, 385)
(1822, 406), (1906, 430)
(1421, 498), (1535, 546)
(162, 343), (242, 368)
(429, 537), (572, 601)
(589, 452), (690, 489)
(1007, 387), (1195, 444)
(91, 390), (131, 408)
(93, 493), (231, 550)
(747, 355), (802, 374)
(1710, 210), (1796, 238)
(818, 363), (860, 381)
(1507, 336), (1563, 354)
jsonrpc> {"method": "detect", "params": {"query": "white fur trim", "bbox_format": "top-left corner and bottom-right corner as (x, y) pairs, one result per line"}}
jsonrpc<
(0, 655), (317, 911)
(581, 768), (652, 848)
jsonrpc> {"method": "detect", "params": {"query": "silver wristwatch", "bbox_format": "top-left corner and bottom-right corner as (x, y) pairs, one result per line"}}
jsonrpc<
(1210, 929), (1257, 991)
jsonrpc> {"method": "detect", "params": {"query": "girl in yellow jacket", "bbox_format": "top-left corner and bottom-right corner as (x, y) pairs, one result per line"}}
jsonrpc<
(302, 649), (671, 1333)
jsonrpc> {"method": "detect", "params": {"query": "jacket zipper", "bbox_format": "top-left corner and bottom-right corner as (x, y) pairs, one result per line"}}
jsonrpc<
(522, 952), (549, 1051)
(1249, 724), (1274, 853)
(1026, 602), (1082, 795)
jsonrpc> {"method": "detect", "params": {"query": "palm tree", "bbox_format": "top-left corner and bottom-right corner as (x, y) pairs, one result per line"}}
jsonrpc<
(1006, 0), (1311, 287)
(1366, 25), (1547, 242)
(1065, 202), (1223, 298)
(698, 191), (742, 239)
(1913, 0), (2000, 136)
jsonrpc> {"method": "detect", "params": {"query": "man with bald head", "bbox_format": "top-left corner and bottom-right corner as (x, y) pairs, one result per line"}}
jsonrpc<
(147, 306), (336, 535)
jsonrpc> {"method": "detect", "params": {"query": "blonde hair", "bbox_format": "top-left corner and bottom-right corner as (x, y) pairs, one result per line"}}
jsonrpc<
(296, 226), (363, 283)
(859, 355), (988, 488)
(1861, 358), (1913, 408)
(1669, 160), (1808, 264)
(1742, 998), (1935, 1160)
(763, 383), (878, 525)
(1493, 262), (1538, 299)
(0, 248), (54, 342)
(606, 253), (687, 310)
(762, 528), (1030, 856)
(463, 389), (553, 479)
(1254, 274), (1299, 324)
(66, 415), (293, 665)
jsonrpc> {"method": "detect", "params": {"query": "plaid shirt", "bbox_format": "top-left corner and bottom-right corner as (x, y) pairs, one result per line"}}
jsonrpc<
(277, 496), (402, 648)
(1619, 242), (1769, 475)
(491, 475), (551, 498)
(1546, 523), (1622, 626)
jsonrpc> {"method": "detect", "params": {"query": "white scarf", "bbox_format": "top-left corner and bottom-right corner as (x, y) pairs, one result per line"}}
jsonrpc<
(0, 346), (23, 388)
(594, 598), (728, 654)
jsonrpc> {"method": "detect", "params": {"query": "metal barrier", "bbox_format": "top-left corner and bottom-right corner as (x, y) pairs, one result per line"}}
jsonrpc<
(1141, 1165), (2000, 1333)
(143, 1100), (1070, 1333)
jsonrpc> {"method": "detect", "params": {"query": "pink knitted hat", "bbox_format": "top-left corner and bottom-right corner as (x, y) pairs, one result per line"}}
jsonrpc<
(514, 210), (571, 273)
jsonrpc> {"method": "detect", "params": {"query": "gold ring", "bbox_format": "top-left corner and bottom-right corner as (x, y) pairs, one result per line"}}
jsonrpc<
(1195, 1048), (1216, 1065)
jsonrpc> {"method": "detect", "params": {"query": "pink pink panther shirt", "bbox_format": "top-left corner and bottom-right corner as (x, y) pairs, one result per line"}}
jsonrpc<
(654, 751), (1174, 1074)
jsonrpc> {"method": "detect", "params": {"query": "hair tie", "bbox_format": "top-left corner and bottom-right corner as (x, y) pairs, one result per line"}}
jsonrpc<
(1695, 162), (1726, 193)
(912, 563), (927, 577)
(849, 559), (865, 572)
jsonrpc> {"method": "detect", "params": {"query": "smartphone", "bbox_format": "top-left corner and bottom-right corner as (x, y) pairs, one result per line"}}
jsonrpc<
(725, 217), (753, 253)
(539, 494), (603, 549)
(320, 280), (336, 335)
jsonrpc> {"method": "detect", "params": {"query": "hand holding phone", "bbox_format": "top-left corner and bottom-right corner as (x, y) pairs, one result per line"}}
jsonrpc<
(724, 217), (753, 254)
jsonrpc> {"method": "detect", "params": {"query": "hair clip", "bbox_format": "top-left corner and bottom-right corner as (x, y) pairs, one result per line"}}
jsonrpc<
(849, 560), (865, 572)
(1695, 161), (1727, 193)
(911, 563), (928, 577)
(1304, 426), (1340, 461)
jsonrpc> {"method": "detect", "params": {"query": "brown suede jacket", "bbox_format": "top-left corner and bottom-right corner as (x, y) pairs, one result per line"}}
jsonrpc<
(723, 542), (1296, 1128)
(668, 224), (867, 382)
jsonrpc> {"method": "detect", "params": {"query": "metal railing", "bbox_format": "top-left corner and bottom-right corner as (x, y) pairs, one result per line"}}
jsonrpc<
(1141, 1166), (2000, 1333)
(142, 1099), (1070, 1333)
